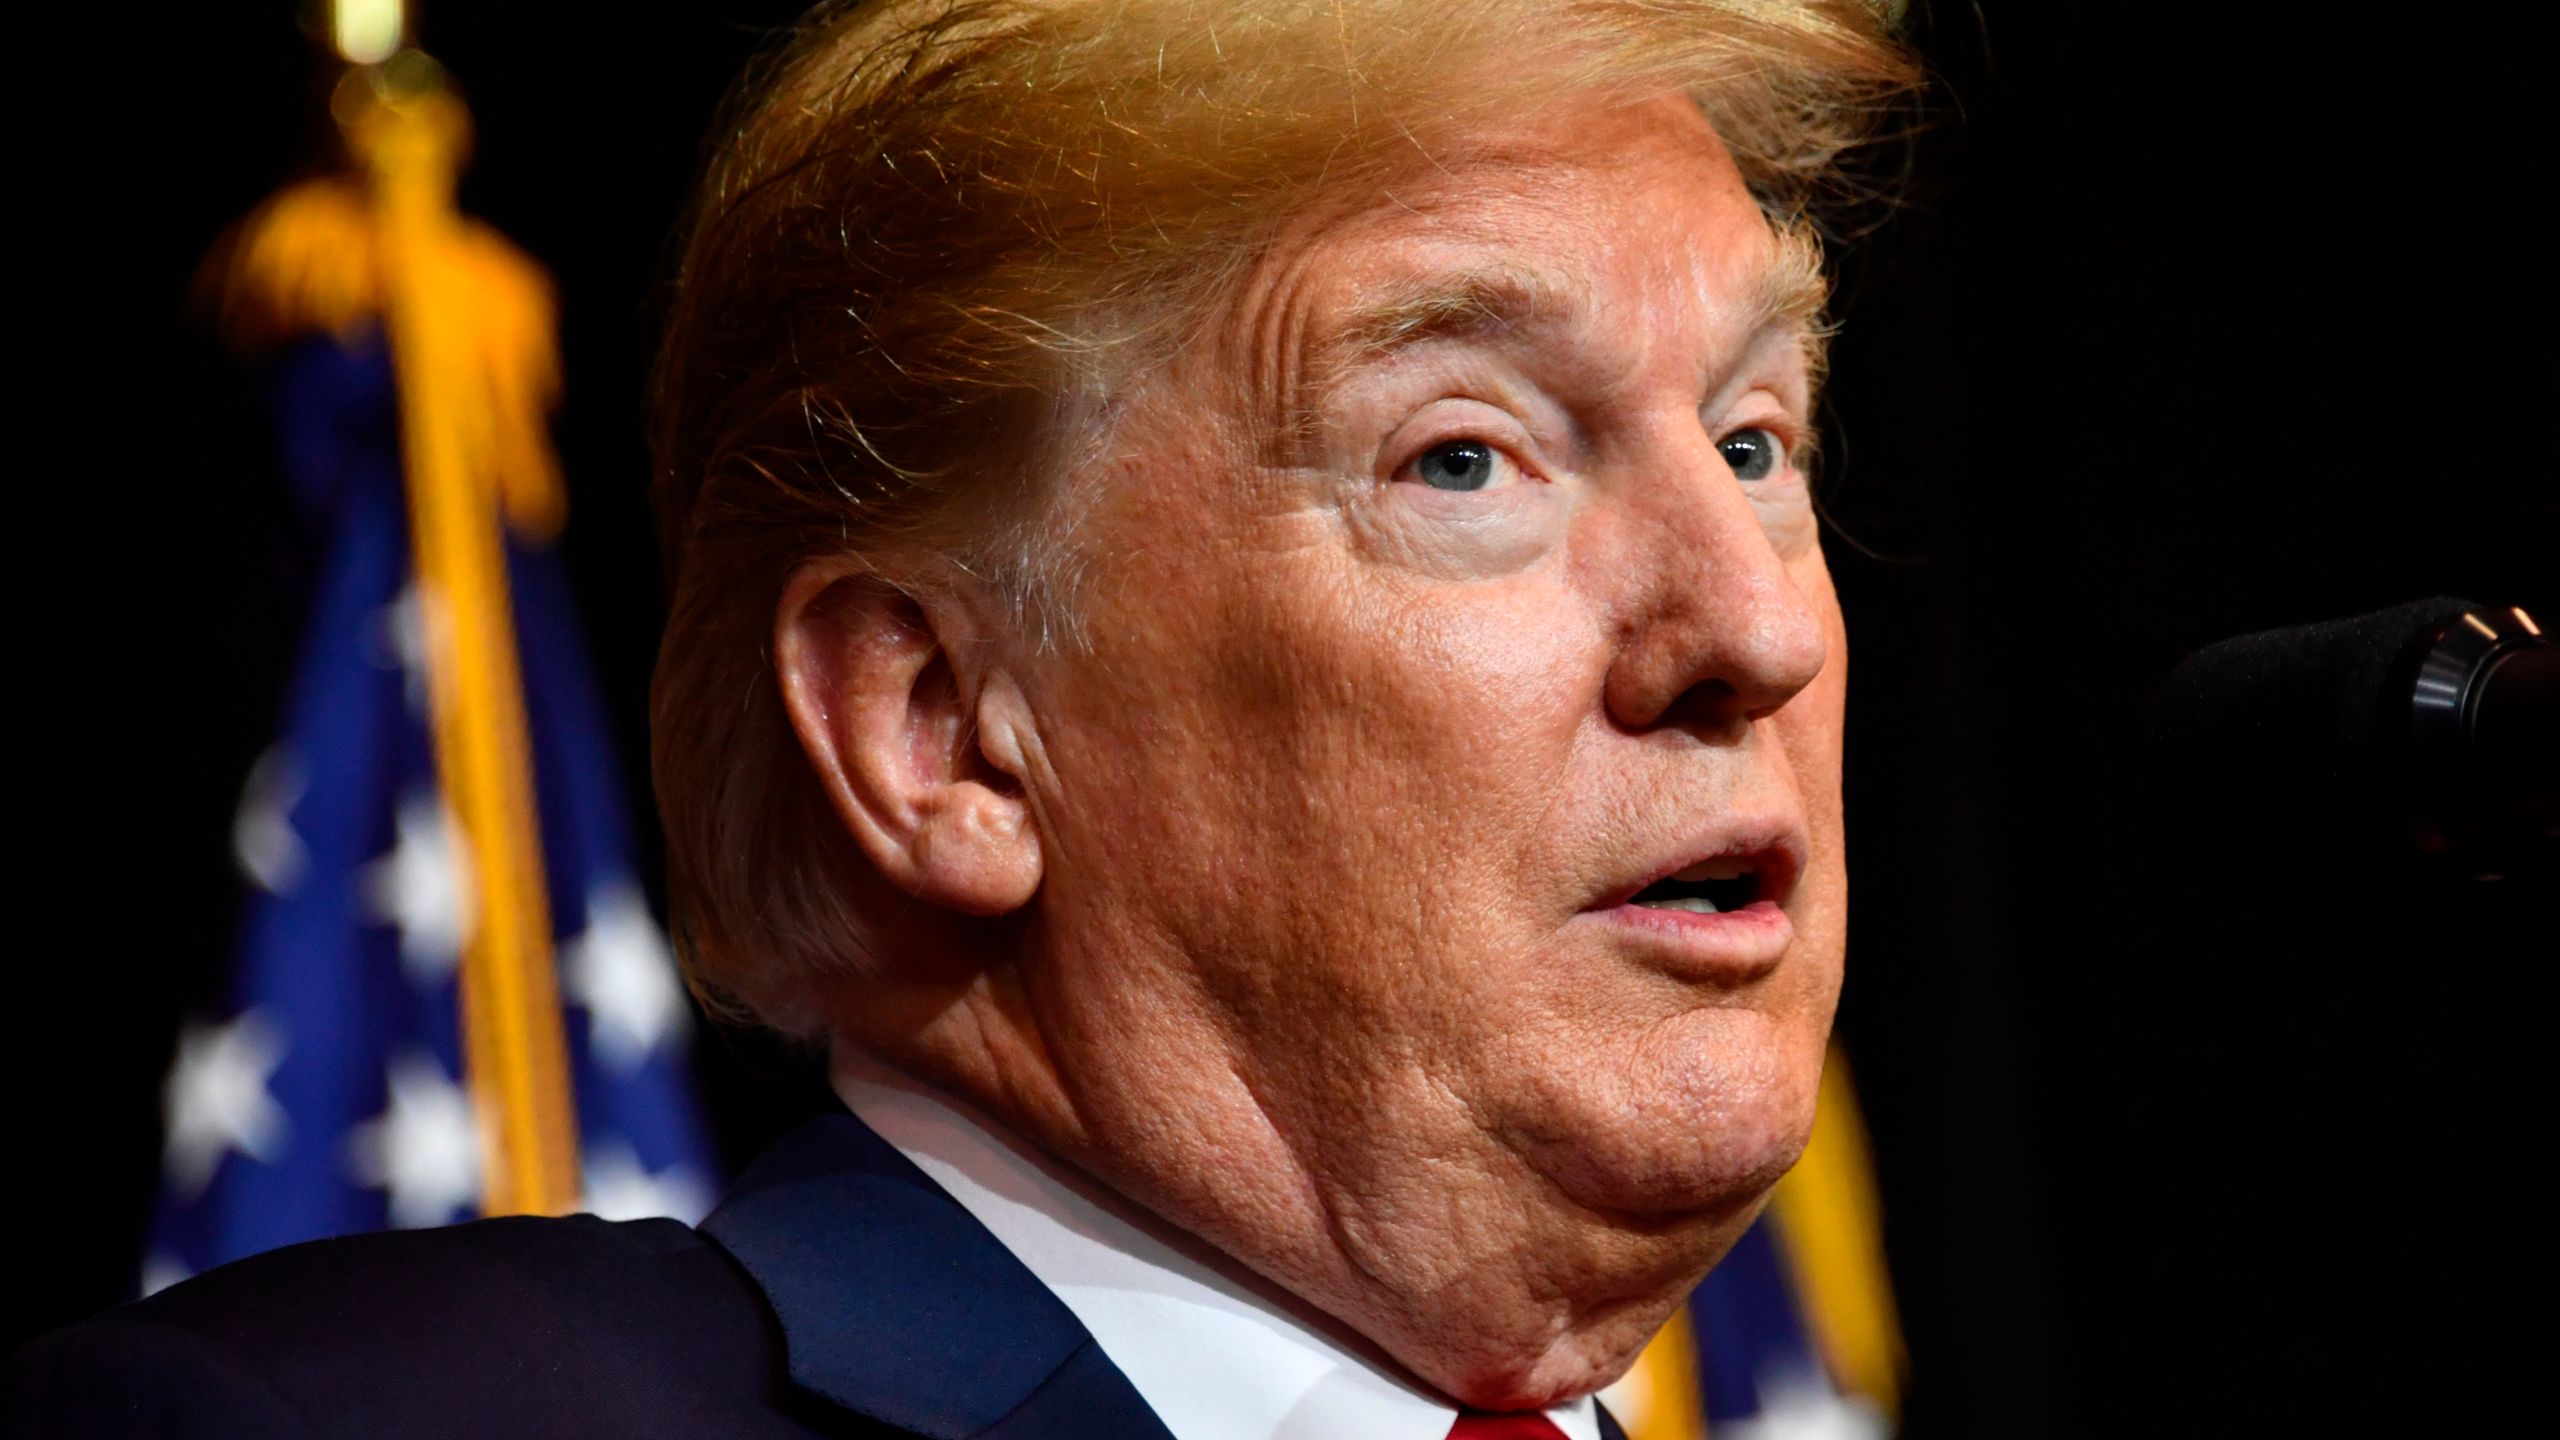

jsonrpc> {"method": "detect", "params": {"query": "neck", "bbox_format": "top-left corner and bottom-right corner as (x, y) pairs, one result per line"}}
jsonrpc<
(819, 958), (1688, 1410)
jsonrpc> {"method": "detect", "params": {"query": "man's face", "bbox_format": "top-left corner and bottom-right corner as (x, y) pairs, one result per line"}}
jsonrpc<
(1010, 94), (1848, 1400)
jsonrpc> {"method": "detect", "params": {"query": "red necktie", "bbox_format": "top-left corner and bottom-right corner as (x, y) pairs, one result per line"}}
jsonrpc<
(1447, 1414), (1569, 1440)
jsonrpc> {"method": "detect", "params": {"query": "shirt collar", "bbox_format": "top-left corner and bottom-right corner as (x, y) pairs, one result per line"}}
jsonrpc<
(831, 1051), (1602, 1440)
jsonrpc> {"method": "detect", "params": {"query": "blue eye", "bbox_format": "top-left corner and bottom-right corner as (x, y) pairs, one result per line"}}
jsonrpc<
(1412, 440), (1500, 492)
(1718, 427), (1784, 481)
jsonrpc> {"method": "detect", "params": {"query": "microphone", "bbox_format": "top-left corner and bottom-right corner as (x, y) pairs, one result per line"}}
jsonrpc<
(2147, 597), (2556, 885)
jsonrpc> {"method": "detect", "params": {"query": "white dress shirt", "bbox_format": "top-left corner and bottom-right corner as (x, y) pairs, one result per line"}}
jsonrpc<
(832, 1051), (1602, 1440)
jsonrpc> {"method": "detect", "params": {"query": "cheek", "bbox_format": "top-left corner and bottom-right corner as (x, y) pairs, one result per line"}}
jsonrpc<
(1776, 552), (1849, 877)
(1748, 477), (1822, 563)
(1202, 562), (1603, 942)
(1040, 520), (1610, 1022)
(1342, 478), (1573, 581)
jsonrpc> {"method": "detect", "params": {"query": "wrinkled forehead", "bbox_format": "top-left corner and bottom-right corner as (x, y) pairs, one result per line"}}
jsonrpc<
(1217, 94), (1819, 429)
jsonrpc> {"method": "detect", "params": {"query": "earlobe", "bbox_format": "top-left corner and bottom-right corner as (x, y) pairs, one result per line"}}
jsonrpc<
(773, 560), (1044, 917)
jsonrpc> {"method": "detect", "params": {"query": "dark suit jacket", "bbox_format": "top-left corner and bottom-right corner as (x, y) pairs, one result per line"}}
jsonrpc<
(7, 1112), (1629, 1440)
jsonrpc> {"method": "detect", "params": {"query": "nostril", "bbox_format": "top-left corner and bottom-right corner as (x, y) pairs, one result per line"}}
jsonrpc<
(1655, 677), (1751, 736)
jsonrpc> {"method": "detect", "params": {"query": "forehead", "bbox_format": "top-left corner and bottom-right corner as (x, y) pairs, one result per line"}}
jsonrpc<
(1231, 95), (1805, 408)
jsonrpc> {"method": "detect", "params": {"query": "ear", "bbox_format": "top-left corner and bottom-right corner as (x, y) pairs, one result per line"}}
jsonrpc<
(774, 560), (1042, 917)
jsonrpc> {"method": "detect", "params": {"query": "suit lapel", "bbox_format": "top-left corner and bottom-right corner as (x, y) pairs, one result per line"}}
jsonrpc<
(701, 1111), (1175, 1440)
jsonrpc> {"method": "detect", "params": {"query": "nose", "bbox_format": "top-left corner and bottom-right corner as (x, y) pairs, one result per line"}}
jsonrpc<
(1600, 442), (1831, 736)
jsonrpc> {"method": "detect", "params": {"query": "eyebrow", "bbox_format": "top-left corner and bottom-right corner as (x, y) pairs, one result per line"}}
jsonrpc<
(1314, 261), (1593, 377)
(1300, 223), (1836, 407)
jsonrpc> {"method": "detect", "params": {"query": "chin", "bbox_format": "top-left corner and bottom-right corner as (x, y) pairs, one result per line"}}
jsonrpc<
(1497, 1006), (1825, 1219)
(1426, 1288), (1703, 1413)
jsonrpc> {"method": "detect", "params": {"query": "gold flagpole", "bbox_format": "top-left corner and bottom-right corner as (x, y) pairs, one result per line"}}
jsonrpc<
(323, 0), (580, 1216)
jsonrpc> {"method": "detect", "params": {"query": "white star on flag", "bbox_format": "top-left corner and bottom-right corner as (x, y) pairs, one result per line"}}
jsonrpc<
(564, 881), (689, 1074)
(373, 583), (445, 717)
(162, 1010), (292, 1200)
(139, 1252), (192, 1299)
(363, 791), (474, 984)
(232, 744), (309, 896)
(345, 1049), (485, 1229)
(580, 1139), (713, 1224)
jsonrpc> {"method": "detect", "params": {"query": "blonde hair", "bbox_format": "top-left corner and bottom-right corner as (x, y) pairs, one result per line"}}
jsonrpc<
(650, 0), (1916, 1031)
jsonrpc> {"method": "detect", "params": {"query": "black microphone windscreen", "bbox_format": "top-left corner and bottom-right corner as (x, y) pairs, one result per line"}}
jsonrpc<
(2146, 596), (2478, 876)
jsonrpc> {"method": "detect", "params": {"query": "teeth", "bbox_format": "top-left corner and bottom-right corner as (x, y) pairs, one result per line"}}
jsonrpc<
(1633, 895), (1722, 913)
(1671, 857), (1753, 883)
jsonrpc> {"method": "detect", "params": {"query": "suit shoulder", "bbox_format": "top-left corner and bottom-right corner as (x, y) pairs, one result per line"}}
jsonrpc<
(8, 1216), (853, 1440)
(10, 1305), (324, 1440)
(116, 1214), (738, 1352)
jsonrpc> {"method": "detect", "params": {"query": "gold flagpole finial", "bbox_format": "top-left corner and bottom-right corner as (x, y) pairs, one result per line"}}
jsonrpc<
(330, 0), (406, 66)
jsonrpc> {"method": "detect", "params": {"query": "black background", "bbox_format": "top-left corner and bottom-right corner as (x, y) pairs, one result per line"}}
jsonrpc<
(14, 2), (2555, 1434)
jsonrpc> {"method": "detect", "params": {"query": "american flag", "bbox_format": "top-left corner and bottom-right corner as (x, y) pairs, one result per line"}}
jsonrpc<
(143, 330), (716, 1295)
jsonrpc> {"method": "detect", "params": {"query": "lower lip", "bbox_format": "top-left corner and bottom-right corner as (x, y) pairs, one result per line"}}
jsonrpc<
(1580, 897), (1793, 980)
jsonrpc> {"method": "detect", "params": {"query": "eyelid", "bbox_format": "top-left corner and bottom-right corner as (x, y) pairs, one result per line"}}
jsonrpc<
(1716, 420), (1793, 453)
(1711, 403), (1807, 461)
(1708, 417), (1810, 492)
(1392, 436), (1533, 491)
(1381, 398), (1549, 487)
(1707, 384), (1799, 436)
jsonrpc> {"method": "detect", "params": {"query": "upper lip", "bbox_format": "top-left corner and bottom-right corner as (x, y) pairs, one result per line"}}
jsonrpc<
(1589, 819), (1808, 912)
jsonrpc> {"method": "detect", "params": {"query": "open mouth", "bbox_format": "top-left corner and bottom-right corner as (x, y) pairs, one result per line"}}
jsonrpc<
(1626, 856), (1764, 914)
